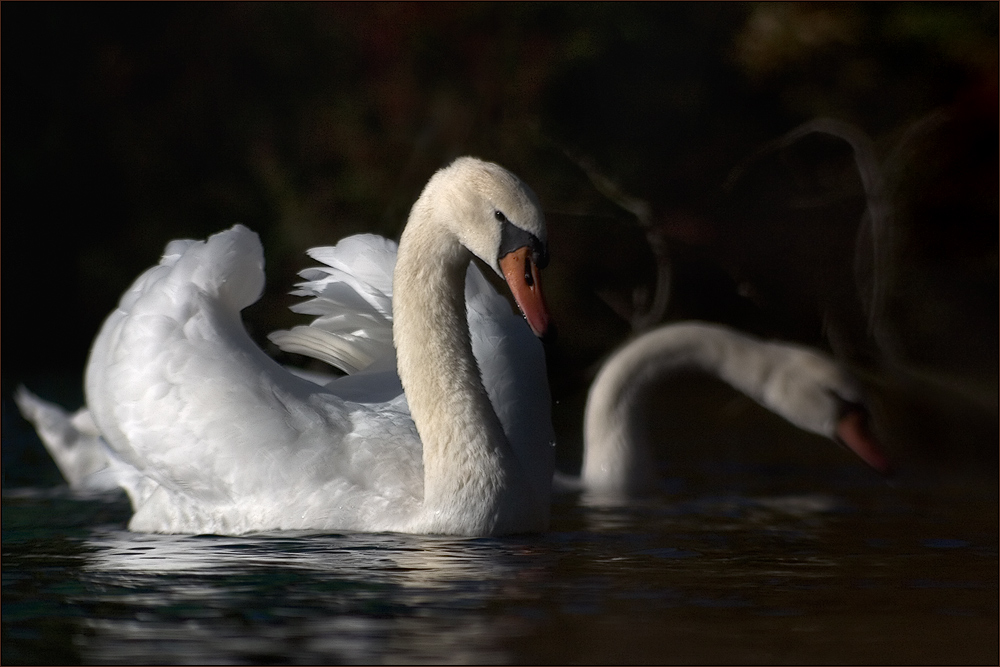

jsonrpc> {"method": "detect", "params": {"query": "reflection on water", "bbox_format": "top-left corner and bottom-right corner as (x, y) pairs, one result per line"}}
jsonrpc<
(75, 529), (550, 664)
(3, 466), (997, 665)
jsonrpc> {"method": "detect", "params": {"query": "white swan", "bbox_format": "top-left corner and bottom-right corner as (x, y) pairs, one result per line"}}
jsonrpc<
(581, 321), (890, 495)
(16, 157), (556, 536)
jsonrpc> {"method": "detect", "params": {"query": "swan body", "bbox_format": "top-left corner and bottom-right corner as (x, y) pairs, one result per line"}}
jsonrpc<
(18, 157), (555, 536)
(582, 321), (889, 495)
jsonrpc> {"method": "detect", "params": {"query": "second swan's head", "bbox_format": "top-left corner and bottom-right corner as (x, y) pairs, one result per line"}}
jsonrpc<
(416, 156), (550, 337)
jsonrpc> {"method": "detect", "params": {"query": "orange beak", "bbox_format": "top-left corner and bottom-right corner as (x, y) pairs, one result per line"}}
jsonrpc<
(499, 246), (550, 338)
(836, 408), (892, 475)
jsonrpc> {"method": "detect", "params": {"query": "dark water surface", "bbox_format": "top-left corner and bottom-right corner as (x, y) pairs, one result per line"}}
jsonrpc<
(3, 464), (996, 665)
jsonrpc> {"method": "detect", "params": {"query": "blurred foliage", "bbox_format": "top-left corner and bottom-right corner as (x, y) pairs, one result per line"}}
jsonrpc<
(3, 2), (997, 469)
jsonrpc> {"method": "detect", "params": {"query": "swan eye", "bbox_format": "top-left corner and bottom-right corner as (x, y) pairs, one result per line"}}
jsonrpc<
(494, 210), (507, 223)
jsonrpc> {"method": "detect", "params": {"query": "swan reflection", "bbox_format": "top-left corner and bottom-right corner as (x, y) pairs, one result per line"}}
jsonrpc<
(77, 529), (547, 664)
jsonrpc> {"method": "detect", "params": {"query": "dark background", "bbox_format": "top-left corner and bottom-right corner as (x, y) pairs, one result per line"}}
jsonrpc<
(3, 2), (997, 478)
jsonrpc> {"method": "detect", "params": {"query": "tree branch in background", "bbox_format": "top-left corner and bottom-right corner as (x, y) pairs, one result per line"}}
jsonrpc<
(561, 146), (672, 335)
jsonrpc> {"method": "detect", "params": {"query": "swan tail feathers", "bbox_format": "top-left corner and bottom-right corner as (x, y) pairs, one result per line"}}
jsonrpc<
(14, 387), (121, 492)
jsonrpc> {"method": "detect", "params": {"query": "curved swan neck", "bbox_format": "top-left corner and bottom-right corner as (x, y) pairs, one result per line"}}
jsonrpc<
(582, 322), (777, 493)
(393, 207), (518, 532)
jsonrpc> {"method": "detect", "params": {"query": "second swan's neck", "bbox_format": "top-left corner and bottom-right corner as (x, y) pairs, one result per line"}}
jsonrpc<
(582, 322), (780, 494)
(393, 211), (532, 534)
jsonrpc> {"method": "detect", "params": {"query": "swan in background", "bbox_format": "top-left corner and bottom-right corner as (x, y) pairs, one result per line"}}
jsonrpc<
(17, 157), (556, 536)
(581, 321), (890, 496)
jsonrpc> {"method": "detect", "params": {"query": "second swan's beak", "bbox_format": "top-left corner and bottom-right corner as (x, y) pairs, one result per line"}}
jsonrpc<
(500, 246), (550, 338)
(836, 408), (892, 476)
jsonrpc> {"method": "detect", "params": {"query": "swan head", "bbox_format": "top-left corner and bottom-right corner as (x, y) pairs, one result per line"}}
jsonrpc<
(415, 157), (550, 337)
(764, 346), (891, 474)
